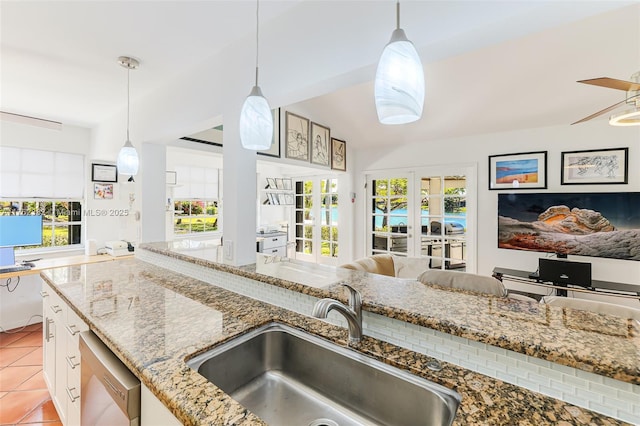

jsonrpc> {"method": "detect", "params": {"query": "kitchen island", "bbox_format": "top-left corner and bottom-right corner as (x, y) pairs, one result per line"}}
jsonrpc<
(39, 246), (639, 425)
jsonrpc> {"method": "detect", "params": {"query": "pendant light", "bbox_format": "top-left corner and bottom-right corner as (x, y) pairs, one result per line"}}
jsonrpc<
(374, 0), (425, 125)
(116, 56), (140, 181)
(239, 0), (273, 150)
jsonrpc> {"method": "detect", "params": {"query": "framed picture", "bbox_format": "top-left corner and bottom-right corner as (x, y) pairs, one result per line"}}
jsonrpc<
(258, 108), (281, 158)
(561, 147), (628, 185)
(94, 183), (114, 199)
(91, 163), (117, 183)
(310, 122), (330, 166)
(488, 151), (547, 190)
(331, 138), (347, 171)
(285, 111), (309, 161)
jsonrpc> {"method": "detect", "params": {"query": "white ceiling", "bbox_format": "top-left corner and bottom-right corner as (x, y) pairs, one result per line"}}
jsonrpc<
(1, 1), (639, 151)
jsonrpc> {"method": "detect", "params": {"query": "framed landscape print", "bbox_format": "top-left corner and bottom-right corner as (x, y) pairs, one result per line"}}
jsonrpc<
(331, 138), (346, 171)
(258, 108), (281, 158)
(561, 147), (628, 185)
(488, 151), (547, 190)
(285, 111), (309, 161)
(310, 122), (330, 166)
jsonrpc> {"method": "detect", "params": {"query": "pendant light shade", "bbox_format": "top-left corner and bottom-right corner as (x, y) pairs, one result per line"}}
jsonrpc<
(117, 139), (139, 175)
(240, 0), (273, 150)
(374, 2), (424, 125)
(240, 85), (273, 150)
(116, 56), (140, 179)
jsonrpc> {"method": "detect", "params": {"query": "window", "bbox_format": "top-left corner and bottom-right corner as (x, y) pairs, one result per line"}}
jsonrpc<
(0, 147), (84, 251)
(320, 178), (339, 258)
(0, 201), (82, 250)
(173, 200), (218, 234)
(172, 166), (220, 236)
(366, 165), (476, 272)
(294, 176), (341, 265)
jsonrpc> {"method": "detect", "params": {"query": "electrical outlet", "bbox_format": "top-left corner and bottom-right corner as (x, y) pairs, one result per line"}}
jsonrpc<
(224, 240), (233, 260)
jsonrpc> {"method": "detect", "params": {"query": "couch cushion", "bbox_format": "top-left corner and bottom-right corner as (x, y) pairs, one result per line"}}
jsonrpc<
(418, 269), (507, 297)
(392, 256), (431, 279)
(340, 254), (395, 277)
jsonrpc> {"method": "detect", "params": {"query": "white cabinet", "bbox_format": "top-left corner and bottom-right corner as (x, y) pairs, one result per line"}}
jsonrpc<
(41, 281), (88, 426)
(257, 233), (288, 256)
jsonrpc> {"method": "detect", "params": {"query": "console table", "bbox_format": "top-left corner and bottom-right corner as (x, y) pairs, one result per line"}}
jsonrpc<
(492, 267), (640, 300)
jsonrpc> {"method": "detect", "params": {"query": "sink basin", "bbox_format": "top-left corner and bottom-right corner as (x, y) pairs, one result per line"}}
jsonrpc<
(187, 322), (460, 426)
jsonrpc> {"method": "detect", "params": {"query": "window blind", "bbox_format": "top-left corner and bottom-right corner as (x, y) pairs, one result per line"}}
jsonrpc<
(173, 165), (219, 199)
(0, 147), (84, 198)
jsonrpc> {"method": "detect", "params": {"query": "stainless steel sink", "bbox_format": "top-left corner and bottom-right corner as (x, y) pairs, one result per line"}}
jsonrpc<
(187, 322), (460, 426)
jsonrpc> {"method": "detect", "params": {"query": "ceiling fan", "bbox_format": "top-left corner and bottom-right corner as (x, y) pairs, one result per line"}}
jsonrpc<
(572, 71), (640, 126)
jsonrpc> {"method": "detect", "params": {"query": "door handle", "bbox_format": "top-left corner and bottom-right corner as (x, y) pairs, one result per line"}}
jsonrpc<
(66, 355), (80, 369)
(45, 318), (54, 342)
(66, 386), (80, 402)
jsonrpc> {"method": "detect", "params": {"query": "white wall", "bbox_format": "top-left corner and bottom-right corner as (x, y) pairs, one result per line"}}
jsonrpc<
(354, 121), (640, 298)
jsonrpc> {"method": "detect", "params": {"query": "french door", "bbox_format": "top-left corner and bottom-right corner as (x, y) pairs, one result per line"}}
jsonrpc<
(293, 177), (341, 266)
(366, 165), (476, 272)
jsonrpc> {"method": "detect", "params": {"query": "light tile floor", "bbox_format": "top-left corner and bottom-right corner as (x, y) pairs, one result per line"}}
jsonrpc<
(0, 323), (61, 425)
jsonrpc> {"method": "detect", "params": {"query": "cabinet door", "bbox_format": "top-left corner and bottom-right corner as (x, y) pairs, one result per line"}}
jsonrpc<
(50, 292), (68, 425)
(41, 283), (56, 393)
(64, 308), (87, 426)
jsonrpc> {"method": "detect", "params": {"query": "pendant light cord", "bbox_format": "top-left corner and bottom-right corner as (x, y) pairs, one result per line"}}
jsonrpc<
(255, 0), (260, 86)
(396, 0), (400, 30)
(126, 66), (131, 141)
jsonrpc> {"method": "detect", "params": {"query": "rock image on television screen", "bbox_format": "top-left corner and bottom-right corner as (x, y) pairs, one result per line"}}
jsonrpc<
(497, 192), (640, 261)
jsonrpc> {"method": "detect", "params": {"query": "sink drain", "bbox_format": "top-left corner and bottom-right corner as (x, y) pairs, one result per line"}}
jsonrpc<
(308, 419), (339, 426)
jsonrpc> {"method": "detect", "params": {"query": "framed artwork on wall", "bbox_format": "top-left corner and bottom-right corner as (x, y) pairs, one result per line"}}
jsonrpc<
(91, 163), (117, 183)
(331, 138), (346, 171)
(94, 183), (114, 199)
(258, 108), (281, 158)
(561, 147), (628, 185)
(310, 122), (330, 166)
(488, 151), (547, 190)
(285, 111), (309, 161)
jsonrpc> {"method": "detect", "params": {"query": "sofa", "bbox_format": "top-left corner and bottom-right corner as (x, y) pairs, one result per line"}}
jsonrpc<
(341, 255), (536, 301)
(339, 254), (431, 279)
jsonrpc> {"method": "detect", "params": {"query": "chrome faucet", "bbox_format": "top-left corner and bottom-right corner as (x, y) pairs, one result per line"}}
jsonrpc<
(312, 284), (363, 344)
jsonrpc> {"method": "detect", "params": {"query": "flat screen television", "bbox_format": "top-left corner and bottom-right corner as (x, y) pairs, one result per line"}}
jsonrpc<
(497, 192), (640, 261)
(0, 215), (43, 247)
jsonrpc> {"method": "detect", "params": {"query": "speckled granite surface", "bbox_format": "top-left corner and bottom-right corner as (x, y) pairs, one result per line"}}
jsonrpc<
(41, 258), (630, 425)
(140, 241), (640, 386)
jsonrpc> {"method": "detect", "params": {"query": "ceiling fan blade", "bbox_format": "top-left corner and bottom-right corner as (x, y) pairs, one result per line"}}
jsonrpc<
(571, 93), (640, 125)
(577, 77), (640, 91)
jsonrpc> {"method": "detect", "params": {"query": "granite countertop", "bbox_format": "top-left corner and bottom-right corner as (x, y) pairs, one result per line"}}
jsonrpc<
(41, 258), (628, 425)
(140, 241), (640, 386)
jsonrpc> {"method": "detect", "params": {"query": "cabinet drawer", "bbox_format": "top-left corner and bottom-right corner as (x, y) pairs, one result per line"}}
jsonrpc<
(261, 246), (286, 257)
(261, 235), (287, 250)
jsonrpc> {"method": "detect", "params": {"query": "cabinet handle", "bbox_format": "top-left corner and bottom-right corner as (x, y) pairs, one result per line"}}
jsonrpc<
(66, 386), (80, 402)
(45, 318), (54, 342)
(66, 324), (79, 336)
(66, 355), (80, 369)
(40, 291), (49, 298)
(51, 305), (62, 314)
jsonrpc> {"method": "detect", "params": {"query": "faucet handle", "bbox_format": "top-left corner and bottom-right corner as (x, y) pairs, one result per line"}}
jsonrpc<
(342, 284), (362, 316)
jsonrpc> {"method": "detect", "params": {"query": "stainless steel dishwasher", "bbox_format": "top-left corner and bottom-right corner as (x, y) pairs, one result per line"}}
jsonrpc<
(79, 331), (141, 426)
